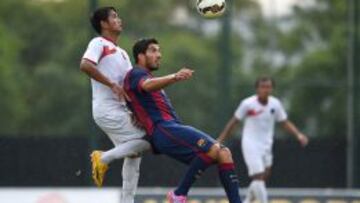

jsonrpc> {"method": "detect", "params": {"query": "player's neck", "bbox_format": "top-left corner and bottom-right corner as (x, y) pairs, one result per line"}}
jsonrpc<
(136, 63), (151, 73)
(101, 32), (118, 45)
(257, 96), (268, 105)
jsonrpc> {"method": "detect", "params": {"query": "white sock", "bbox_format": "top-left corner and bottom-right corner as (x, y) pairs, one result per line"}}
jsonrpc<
(249, 180), (268, 203)
(101, 139), (150, 164)
(120, 157), (141, 203)
(244, 185), (255, 203)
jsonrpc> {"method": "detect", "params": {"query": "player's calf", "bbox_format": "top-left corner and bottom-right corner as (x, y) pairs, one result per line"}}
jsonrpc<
(206, 144), (242, 203)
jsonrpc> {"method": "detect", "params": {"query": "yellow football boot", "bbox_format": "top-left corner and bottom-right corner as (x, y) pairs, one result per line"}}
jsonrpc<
(90, 150), (109, 187)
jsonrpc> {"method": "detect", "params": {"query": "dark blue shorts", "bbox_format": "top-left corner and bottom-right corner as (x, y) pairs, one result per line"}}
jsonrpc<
(150, 121), (217, 164)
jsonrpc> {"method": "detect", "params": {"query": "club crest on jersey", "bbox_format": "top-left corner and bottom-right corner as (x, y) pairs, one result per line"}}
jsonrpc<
(197, 138), (206, 147)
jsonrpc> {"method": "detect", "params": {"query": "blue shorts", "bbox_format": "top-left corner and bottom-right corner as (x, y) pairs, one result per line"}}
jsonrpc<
(150, 121), (217, 164)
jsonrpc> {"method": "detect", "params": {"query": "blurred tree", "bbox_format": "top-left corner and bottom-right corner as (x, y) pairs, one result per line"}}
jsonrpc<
(0, 0), (346, 140)
(0, 23), (27, 134)
(276, 0), (348, 138)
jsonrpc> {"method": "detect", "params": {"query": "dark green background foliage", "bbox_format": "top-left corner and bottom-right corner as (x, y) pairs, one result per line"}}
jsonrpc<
(0, 0), (349, 139)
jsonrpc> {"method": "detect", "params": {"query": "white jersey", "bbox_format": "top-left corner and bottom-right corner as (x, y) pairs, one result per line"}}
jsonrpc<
(234, 95), (287, 149)
(82, 36), (133, 118)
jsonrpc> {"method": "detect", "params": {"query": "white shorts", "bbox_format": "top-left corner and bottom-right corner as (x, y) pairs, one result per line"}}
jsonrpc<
(242, 139), (273, 176)
(93, 107), (145, 146)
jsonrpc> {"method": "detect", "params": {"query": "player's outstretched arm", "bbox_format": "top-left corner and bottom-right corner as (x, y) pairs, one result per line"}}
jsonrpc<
(80, 59), (130, 101)
(217, 117), (240, 143)
(281, 120), (309, 147)
(141, 68), (194, 92)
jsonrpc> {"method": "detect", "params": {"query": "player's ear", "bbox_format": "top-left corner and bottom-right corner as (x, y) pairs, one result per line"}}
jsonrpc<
(138, 53), (145, 62)
(100, 20), (109, 30)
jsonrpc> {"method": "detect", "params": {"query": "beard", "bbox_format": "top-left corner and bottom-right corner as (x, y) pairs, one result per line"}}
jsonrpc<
(146, 60), (159, 71)
(148, 65), (159, 71)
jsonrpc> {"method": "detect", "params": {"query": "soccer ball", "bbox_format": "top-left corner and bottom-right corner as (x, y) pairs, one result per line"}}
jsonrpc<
(196, 0), (226, 18)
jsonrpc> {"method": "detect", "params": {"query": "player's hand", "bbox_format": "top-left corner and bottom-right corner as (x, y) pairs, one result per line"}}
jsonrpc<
(174, 68), (194, 81)
(297, 133), (309, 147)
(111, 83), (131, 102)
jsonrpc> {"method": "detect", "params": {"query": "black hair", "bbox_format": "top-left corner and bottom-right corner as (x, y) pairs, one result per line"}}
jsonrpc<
(90, 6), (117, 34)
(132, 38), (159, 63)
(255, 76), (275, 88)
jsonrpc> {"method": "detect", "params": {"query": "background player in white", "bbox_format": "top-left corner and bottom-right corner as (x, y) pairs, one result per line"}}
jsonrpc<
(218, 76), (309, 203)
(79, 6), (150, 203)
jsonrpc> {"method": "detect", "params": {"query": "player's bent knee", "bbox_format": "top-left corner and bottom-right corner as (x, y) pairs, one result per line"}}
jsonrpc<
(206, 143), (221, 160)
(218, 147), (234, 163)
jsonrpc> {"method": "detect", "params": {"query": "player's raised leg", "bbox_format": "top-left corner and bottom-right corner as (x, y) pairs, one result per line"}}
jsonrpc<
(90, 138), (150, 187)
(149, 124), (241, 203)
(100, 139), (150, 164)
(169, 143), (241, 203)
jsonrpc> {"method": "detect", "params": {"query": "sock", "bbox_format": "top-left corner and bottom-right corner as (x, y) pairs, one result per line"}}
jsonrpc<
(101, 139), (150, 164)
(121, 157), (141, 203)
(250, 180), (268, 203)
(244, 184), (255, 203)
(218, 163), (242, 203)
(174, 154), (213, 196)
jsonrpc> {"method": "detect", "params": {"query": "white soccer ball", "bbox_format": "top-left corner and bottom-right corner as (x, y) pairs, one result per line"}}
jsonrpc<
(196, 0), (226, 18)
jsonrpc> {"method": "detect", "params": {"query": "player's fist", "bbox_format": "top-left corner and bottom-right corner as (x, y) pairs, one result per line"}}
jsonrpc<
(297, 133), (309, 147)
(111, 83), (131, 101)
(174, 68), (194, 81)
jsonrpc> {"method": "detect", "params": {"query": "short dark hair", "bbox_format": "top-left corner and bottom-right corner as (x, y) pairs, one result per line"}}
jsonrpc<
(132, 38), (159, 63)
(255, 76), (275, 88)
(90, 6), (117, 34)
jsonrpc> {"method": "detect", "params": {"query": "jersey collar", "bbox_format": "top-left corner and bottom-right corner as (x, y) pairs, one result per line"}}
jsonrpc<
(101, 36), (118, 46)
(257, 96), (269, 106)
(134, 65), (153, 75)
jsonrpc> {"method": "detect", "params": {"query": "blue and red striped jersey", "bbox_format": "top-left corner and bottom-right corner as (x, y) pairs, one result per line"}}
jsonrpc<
(124, 67), (180, 135)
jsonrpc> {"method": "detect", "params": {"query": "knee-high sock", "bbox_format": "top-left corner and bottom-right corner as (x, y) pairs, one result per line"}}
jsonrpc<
(101, 140), (150, 164)
(121, 157), (141, 203)
(174, 154), (213, 196)
(243, 184), (255, 203)
(218, 163), (242, 203)
(249, 180), (268, 203)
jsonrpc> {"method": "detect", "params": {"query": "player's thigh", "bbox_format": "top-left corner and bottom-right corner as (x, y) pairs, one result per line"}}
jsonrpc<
(242, 144), (266, 177)
(164, 123), (216, 153)
(95, 112), (145, 145)
(118, 139), (151, 157)
(152, 122), (216, 164)
(263, 152), (273, 169)
(263, 152), (273, 179)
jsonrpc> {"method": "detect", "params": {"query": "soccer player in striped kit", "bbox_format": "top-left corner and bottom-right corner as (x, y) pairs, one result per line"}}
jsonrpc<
(124, 38), (242, 203)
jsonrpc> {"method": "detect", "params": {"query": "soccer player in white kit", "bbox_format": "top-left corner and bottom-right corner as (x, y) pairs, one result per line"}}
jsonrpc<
(218, 76), (309, 203)
(79, 7), (150, 203)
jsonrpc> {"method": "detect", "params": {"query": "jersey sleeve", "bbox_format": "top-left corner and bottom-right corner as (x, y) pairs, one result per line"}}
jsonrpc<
(275, 100), (288, 122)
(129, 70), (150, 93)
(82, 38), (103, 65)
(124, 51), (133, 70)
(234, 101), (247, 120)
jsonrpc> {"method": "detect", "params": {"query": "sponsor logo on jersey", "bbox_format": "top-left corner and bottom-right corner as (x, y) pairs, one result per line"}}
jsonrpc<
(99, 46), (117, 61)
(247, 109), (263, 116)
